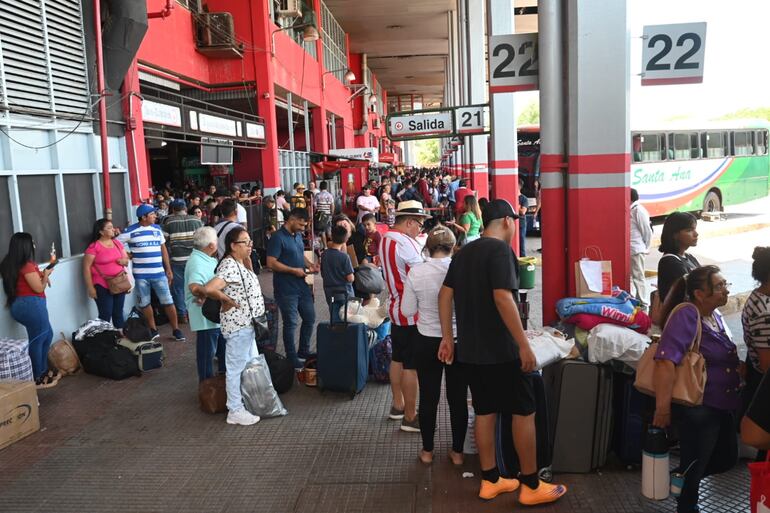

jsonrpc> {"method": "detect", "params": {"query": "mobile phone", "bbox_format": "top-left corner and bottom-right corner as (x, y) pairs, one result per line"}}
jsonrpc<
(304, 269), (319, 275)
(47, 259), (59, 270)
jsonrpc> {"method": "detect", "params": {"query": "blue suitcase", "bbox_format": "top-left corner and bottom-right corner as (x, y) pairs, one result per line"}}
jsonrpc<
(316, 297), (368, 399)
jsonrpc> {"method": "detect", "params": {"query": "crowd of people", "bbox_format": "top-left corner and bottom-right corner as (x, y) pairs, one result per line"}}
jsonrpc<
(2, 167), (770, 511)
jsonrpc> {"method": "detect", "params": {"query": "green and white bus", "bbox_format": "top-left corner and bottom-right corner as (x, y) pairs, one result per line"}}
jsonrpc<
(631, 121), (770, 216)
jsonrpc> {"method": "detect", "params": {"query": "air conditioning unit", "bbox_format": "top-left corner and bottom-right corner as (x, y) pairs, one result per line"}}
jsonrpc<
(277, 0), (302, 18)
(196, 12), (236, 47)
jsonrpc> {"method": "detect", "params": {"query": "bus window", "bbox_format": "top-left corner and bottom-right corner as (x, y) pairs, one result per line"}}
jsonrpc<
(668, 133), (693, 160)
(733, 131), (753, 156)
(690, 133), (701, 158)
(702, 131), (727, 158)
(755, 130), (768, 155)
(632, 134), (642, 162)
(639, 133), (666, 162)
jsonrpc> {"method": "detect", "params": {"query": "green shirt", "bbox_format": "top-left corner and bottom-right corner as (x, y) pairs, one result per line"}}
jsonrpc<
(184, 249), (219, 331)
(460, 212), (482, 237)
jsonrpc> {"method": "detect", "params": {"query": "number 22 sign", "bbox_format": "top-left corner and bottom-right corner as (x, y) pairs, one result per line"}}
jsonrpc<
(641, 22), (707, 86)
(488, 33), (539, 94)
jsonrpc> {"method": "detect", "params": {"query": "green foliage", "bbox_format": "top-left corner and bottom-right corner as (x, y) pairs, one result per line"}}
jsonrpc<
(717, 107), (770, 122)
(414, 139), (440, 167)
(518, 100), (540, 125)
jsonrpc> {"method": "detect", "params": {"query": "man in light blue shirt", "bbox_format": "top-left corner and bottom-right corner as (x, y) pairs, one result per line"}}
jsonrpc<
(185, 226), (226, 382)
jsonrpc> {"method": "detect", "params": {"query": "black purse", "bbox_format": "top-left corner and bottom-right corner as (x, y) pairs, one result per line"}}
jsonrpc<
(202, 297), (221, 324)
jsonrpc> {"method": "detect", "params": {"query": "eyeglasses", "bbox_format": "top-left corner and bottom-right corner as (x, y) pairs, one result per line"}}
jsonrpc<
(411, 219), (424, 229)
(234, 240), (253, 246)
(713, 281), (732, 292)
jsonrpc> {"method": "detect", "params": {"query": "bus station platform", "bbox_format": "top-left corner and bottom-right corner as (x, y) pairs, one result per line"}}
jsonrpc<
(0, 269), (752, 513)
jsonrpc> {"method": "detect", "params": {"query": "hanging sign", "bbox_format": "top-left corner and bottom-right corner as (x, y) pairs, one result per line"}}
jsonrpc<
(488, 32), (539, 93)
(641, 22), (707, 86)
(454, 105), (489, 135)
(387, 109), (454, 141)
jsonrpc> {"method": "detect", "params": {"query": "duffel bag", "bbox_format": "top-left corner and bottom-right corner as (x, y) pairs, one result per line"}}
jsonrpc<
(262, 349), (294, 394)
(124, 308), (153, 343)
(369, 335), (392, 383)
(0, 338), (33, 381)
(74, 331), (140, 380)
(118, 338), (164, 371)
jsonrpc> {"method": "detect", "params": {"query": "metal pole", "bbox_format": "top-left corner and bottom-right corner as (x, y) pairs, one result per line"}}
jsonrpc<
(539, 0), (567, 324)
(485, 0), (518, 251)
(465, 0), (488, 197)
(93, 0), (112, 219)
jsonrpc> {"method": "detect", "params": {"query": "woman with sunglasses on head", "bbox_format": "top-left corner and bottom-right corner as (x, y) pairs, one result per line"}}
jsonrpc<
(0, 233), (60, 388)
(652, 266), (740, 513)
(201, 226), (265, 426)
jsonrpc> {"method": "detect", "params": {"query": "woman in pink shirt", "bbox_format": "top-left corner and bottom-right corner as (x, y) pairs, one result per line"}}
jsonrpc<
(83, 219), (130, 328)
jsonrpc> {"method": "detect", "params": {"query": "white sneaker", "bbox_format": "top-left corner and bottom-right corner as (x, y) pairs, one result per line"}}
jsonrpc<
(226, 409), (260, 426)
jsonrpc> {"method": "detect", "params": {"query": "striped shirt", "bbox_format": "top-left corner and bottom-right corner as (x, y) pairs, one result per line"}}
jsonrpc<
(117, 223), (166, 279)
(742, 289), (770, 373)
(379, 230), (423, 326)
(162, 214), (203, 264)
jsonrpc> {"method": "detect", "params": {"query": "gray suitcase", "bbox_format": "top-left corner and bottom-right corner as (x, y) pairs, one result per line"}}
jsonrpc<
(542, 359), (613, 473)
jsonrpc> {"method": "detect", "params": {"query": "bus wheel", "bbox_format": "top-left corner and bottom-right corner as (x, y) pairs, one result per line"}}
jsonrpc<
(702, 190), (721, 214)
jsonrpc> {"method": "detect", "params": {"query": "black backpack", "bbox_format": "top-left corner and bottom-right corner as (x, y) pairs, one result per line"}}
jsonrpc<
(124, 307), (153, 342)
(73, 330), (141, 380)
(262, 350), (294, 394)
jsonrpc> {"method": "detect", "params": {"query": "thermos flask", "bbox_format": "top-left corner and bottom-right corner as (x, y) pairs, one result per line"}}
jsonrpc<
(642, 427), (670, 500)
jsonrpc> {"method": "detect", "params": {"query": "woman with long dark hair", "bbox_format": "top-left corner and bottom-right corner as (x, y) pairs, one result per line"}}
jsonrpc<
(83, 218), (130, 327)
(202, 226), (265, 426)
(657, 212), (700, 302)
(0, 233), (59, 388)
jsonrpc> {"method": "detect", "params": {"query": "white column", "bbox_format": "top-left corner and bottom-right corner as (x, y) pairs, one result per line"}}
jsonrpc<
(465, 0), (488, 196)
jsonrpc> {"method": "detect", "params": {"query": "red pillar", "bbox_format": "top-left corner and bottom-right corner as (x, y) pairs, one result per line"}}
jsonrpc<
(540, 154), (566, 325)
(311, 0), (329, 154)
(250, 0), (281, 193)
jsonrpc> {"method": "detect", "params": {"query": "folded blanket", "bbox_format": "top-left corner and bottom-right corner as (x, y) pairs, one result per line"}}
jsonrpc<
(556, 297), (637, 323)
(565, 310), (652, 334)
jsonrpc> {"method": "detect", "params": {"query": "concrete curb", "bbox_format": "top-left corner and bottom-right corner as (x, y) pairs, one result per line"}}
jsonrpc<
(651, 221), (770, 248)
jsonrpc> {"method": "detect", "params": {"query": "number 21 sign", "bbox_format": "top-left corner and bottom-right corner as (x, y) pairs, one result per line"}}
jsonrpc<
(488, 33), (539, 93)
(641, 22), (707, 86)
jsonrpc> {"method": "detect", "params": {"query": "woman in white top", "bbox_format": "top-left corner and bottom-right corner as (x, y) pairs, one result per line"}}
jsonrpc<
(402, 226), (468, 465)
(203, 226), (266, 426)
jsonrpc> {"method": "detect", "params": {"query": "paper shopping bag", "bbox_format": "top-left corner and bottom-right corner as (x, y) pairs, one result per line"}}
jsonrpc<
(750, 455), (770, 513)
(575, 259), (613, 298)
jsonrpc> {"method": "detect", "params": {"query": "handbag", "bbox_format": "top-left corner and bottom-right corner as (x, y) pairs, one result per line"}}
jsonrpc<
(634, 302), (707, 407)
(198, 374), (227, 414)
(750, 453), (770, 513)
(97, 267), (132, 295)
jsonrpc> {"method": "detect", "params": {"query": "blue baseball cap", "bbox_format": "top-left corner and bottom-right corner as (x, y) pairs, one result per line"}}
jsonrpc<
(170, 199), (187, 211)
(136, 204), (157, 218)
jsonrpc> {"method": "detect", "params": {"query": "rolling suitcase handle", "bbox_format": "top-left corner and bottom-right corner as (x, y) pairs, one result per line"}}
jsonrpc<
(330, 292), (350, 331)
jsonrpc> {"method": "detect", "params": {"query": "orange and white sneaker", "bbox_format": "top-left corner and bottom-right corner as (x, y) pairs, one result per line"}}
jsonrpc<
(478, 477), (520, 500)
(518, 480), (567, 506)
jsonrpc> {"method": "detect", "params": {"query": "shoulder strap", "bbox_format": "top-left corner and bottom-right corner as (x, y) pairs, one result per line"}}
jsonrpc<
(217, 221), (233, 237)
(664, 302), (702, 353)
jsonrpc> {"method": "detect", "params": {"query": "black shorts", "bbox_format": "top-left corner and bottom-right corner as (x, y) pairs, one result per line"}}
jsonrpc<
(462, 361), (536, 416)
(391, 324), (418, 370)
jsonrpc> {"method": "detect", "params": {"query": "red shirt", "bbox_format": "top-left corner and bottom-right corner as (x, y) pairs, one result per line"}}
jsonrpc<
(16, 262), (45, 298)
(364, 231), (382, 258)
(455, 187), (473, 214)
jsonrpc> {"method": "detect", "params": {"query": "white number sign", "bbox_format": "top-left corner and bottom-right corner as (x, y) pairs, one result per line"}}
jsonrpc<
(454, 105), (489, 135)
(488, 33), (539, 93)
(641, 22), (707, 86)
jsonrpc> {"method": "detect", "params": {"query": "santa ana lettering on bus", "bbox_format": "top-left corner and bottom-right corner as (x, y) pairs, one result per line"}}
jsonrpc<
(632, 167), (692, 185)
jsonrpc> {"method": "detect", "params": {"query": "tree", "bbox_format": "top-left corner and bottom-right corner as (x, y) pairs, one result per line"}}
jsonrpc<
(717, 107), (770, 122)
(414, 139), (440, 167)
(518, 100), (539, 125)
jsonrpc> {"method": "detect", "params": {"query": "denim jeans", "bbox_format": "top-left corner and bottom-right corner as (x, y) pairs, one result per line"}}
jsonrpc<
(223, 326), (258, 412)
(171, 263), (187, 317)
(94, 285), (126, 328)
(519, 218), (527, 256)
(196, 328), (226, 382)
(673, 404), (738, 513)
(276, 288), (316, 363)
(10, 296), (53, 380)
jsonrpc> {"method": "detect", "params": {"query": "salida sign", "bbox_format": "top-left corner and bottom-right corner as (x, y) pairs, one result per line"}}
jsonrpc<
(387, 110), (454, 140)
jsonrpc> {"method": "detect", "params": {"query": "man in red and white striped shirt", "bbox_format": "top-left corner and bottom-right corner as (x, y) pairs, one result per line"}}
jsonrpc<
(380, 200), (429, 432)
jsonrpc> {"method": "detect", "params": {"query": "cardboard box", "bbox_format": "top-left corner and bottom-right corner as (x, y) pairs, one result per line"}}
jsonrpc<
(0, 380), (39, 451)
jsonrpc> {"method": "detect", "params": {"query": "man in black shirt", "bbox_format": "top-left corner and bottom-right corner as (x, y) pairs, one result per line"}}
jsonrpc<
(438, 199), (567, 506)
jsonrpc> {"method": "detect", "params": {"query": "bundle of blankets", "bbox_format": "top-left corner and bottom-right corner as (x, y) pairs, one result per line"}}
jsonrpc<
(556, 287), (651, 367)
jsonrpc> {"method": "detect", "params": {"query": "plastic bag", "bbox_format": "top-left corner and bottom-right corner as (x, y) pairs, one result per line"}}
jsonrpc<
(587, 323), (650, 366)
(526, 327), (574, 370)
(241, 355), (288, 418)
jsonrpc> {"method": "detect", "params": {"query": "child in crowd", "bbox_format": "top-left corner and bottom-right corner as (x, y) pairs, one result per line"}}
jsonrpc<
(263, 196), (283, 236)
(321, 224), (355, 322)
(385, 198), (396, 227)
(361, 213), (382, 266)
